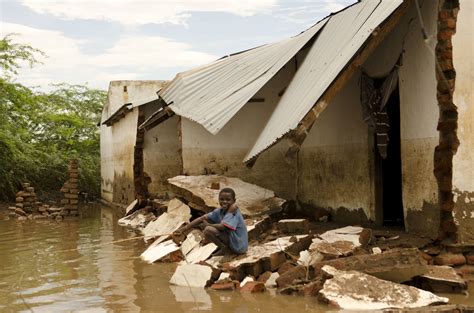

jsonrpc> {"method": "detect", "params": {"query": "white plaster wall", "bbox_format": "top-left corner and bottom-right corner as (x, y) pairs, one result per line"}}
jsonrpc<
(100, 80), (165, 204)
(298, 72), (373, 221)
(299, 1), (440, 233)
(143, 110), (182, 197)
(452, 0), (474, 243)
(180, 59), (300, 199)
(100, 122), (114, 202)
(364, 1), (439, 236)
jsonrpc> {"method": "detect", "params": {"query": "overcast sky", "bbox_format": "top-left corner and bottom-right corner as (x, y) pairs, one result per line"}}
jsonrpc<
(1, 0), (354, 90)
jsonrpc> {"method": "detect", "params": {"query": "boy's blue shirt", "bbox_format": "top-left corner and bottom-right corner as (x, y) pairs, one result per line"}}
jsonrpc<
(206, 207), (248, 254)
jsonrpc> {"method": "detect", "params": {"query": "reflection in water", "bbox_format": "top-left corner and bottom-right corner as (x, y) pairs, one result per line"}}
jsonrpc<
(0, 204), (472, 312)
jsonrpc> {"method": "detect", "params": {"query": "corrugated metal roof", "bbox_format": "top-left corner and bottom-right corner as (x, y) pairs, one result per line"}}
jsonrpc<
(244, 0), (403, 162)
(158, 19), (329, 135)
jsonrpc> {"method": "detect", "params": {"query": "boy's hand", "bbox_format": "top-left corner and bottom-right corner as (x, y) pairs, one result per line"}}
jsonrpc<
(228, 202), (238, 214)
(172, 229), (185, 244)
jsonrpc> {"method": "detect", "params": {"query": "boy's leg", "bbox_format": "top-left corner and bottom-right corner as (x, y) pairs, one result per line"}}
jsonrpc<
(203, 226), (232, 253)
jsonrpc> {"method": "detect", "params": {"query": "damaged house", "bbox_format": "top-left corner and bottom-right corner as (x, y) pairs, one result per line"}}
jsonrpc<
(101, 0), (473, 244)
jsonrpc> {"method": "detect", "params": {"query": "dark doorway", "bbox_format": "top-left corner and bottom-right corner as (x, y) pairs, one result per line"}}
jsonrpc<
(375, 86), (404, 226)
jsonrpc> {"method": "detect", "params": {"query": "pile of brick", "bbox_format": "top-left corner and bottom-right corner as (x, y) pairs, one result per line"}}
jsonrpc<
(60, 159), (79, 216)
(15, 183), (38, 214)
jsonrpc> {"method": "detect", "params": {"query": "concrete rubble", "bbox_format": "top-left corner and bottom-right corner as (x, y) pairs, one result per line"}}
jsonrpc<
(415, 265), (467, 293)
(319, 266), (449, 310)
(167, 175), (285, 217)
(115, 174), (474, 311)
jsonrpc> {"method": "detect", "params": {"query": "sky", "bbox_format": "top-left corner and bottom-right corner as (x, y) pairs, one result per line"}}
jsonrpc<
(1, 0), (354, 90)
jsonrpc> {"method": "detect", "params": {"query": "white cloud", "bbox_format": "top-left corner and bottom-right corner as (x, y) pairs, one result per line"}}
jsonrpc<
(1, 22), (218, 89)
(273, 0), (355, 25)
(21, 0), (277, 25)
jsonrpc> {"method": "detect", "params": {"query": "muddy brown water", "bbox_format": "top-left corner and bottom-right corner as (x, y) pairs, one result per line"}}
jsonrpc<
(0, 204), (472, 312)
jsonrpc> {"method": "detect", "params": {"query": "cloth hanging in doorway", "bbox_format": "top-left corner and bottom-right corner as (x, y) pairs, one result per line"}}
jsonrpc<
(360, 65), (399, 159)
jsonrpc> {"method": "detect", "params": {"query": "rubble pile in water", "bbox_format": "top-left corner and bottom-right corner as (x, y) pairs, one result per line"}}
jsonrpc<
(14, 182), (38, 214)
(8, 159), (82, 222)
(8, 182), (67, 221)
(117, 175), (474, 311)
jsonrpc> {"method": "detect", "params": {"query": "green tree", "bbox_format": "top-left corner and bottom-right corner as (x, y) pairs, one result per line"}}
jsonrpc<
(0, 34), (106, 200)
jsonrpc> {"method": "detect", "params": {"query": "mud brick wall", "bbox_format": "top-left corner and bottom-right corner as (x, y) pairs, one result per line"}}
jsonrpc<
(15, 183), (38, 213)
(434, 0), (460, 241)
(60, 159), (79, 216)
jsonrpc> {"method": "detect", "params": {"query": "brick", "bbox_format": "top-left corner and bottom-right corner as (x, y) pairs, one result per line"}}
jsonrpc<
(277, 219), (309, 234)
(276, 265), (307, 289)
(210, 280), (239, 291)
(240, 281), (265, 293)
(15, 197), (24, 203)
(434, 253), (466, 266)
(465, 253), (474, 265)
(278, 261), (296, 275)
(313, 248), (428, 283)
(303, 279), (324, 297)
(61, 199), (70, 204)
(65, 193), (79, 199)
(257, 271), (272, 283)
(455, 265), (474, 281)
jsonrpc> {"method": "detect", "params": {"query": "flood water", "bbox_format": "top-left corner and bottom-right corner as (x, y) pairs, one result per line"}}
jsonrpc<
(0, 204), (472, 313)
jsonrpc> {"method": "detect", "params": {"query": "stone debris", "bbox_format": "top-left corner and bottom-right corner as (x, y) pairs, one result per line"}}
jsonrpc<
(318, 226), (372, 247)
(141, 239), (183, 263)
(180, 229), (205, 256)
(225, 235), (312, 278)
(246, 216), (271, 241)
(277, 219), (309, 234)
(313, 248), (428, 283)
(319, 266), (449, 310)
(240, 281), (265, 293)
(15, 183), (38, 214)
(111, 179), (474, 311)
(125, 199), (139, 215)
(169, 264), (213, 288)
(183, 243), (217, 264)
(118, 207), (156, 229)
(142, 198), (191, 241)
(59, 159), (80, 216)
(167, 175), (285, 217)
(416, 265), (467, 293)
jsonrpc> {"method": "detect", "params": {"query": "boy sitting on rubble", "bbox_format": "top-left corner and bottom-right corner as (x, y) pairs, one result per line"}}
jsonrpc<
(172, 188), (248, 256)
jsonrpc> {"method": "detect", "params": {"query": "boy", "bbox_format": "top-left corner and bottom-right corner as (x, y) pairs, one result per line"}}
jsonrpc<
(172, 188), (248, 255)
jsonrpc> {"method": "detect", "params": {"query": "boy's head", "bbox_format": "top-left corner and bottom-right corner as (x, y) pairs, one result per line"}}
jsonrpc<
(219, 188), (236, 209)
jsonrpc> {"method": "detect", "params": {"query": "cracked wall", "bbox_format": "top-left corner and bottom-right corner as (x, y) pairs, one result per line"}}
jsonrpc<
(451, 0), (474, 243)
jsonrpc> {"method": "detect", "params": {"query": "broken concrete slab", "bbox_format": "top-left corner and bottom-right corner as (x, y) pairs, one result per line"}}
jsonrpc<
(225, 235), (312, 278)
(313, 248), (428, 283)
(125, 199), (139, 216)
(141, 239), (183, 263)
(170, 264), (213, 288)
(181, 229), (205, 256)
(183, 243), (217, 264)
(118, 208), (155, 229)
(416, 265), (467, 293)
(309, 238), (357, 259)
(246, 216), (271, 241)
(167, 175), (285, 217)
(318, 226), (371, 247)
(320, 266), (448, 310)
(277, 219), (309, 234)
(141, 198), (191, 241)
